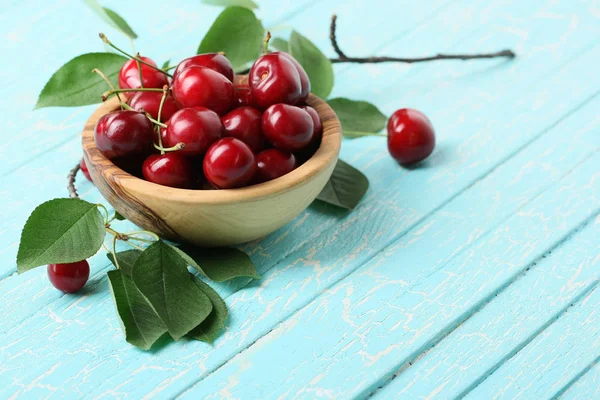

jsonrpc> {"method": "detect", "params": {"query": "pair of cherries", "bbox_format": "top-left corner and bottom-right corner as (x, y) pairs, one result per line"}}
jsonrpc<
(94, 50), (322, 189)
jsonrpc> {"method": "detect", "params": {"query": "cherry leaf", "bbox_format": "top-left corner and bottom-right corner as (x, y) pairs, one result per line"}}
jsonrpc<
(35, 53), (127, 109)
(271, 37), (289, 52)
(197, 7), (264, 71)
(132, 241), (213, 340)
(187, 276), (229, 344)
(327, 98), (388, 134)
(17, 198), (106, 273)
(84, 0), (138, 39)
(289, 30), (334, 99)
(316, 160), (369, 210)
(171, 245), (260, 282)
(201, 0), (258, 9)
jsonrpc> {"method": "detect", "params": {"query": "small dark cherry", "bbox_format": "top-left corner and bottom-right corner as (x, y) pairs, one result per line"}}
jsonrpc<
(172, 66), (235, 115)
(255, 149), (297, 183)
(79, 158), (92, 182)
(221, 106), (265, 152)
(163, 107), (223, 156)
(47, 260), (90, 293)
(276, 52), (311, 103)
(118, 56), (169, 89)
(142, 153), (194, 189)
(173, 53), (234, 82)
(387, 108), (436, 165)
(249, 53), (302, 109)
(203, 138), (256, 189)
(262, 104), (314, 152)
(94, 110), (154, 159)
(127, 91), (179, 121)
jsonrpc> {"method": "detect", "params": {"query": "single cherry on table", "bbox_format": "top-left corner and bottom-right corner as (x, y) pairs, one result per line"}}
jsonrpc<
(262, 104), (314, 152)
(47, 260), (90, 293)
(127, 91), (179, 122)
(94, 110), (154, 159)
(118, 56), (169, 89)
(255, 149), (297, 183)
(249, 53), (302, 109)
(172, 65), (235, 115)
(387, 108), (436, 165)
(203, 138), (256, 189)
(142, 153), (194, 189)
(221, 106), (265, 153)
(162, 107), (223, 156)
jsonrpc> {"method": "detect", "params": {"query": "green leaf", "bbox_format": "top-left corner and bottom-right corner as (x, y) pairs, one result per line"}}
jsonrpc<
(188, 276), (228, 344)
(84, 0), (138, 39)
(161, 60), (171, 70)
(113, 211), (126, 221)
(132, 241), (213, 340)
(17, 199), (106, 273)
(289, 30), (334, 99)
(316, 160), (369, 210)
(270, 37), (289, 52)
(107, 254), (168, 350)
(107, 250), (141, 276)
(197, 7), (264, 71)
(201, 0), (258, 9)
(172, 245), (260, 282)
(327, 98), (388, 134)
(35, 53), (127, 109)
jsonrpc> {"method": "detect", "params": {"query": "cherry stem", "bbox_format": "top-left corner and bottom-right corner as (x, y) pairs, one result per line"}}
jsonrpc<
(135, 52), (144, 89)
(111, 236), (120, 269)
(164, 65), (177, 71)
(67, 163), (81, 199)
(92, 68), (123, 105)
(263, 31), (272, 55)
(103, 87), (164, 102)
(120, 102), (168, 128)
(154, 142), (186, 152)
(156, 85), (169, 154)
(97, 203), (110, 224)
(126, 230), (160, 241)
(343, 130), (387, 138)
(329, 14), (515, 64)
(99, 33), (174, 77)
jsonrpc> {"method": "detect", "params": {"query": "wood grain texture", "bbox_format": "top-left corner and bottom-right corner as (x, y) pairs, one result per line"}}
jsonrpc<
(82, 89), (342, 246)
(2, 0), (600, 398)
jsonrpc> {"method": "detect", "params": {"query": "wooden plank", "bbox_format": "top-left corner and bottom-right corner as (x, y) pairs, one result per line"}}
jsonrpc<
(464, 283), (600, 399)
(1, 0), (599, 398)
(559, 361), (600, 400)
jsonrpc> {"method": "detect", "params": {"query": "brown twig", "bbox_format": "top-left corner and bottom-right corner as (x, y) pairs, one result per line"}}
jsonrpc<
(329, 14), (515, 64)
(67, 162), (81, 199)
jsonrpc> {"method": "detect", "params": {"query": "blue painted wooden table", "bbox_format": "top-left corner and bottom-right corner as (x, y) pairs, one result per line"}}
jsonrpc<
(2, 0), (600, 398)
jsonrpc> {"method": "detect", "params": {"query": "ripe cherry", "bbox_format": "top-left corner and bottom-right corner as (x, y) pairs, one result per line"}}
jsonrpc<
(249, 53), (302, 109)
(163, 107), (222, 156)
(255, 149), (297, 182)
(221, 107), (264, 152)
(276, 52), (310, 103)
(203, 138), (256, 189)
(127, 91), (179, 121)
(172, 66), (235, 115)
(387, 108), (436, 165)
(118, 56), (169, 89)
(142, 153), (194, 189)
(301, 105), (322, 144)
(80, 158), (92, 182)
(94, 110), (154, 159)
(173, 53), (234, 82)
(47, 260), (90, 293)
(262, 104), (314, 152)
(234, 84), (254, 107)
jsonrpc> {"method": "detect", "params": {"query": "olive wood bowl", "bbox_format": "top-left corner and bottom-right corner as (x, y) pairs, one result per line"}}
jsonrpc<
(82, 78), (342, 247)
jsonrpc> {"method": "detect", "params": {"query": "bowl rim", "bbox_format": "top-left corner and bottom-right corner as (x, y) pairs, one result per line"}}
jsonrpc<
(82, 81), (342, 206)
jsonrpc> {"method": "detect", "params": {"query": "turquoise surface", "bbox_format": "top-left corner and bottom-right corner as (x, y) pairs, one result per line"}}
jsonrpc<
(1, 0), (600, 398)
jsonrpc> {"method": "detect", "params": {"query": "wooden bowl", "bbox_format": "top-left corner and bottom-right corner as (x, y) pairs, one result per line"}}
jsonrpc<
(81, 82), (342, 247)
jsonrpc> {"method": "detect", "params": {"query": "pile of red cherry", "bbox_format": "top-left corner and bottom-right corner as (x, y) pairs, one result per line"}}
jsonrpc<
(91, 49), (436, 190)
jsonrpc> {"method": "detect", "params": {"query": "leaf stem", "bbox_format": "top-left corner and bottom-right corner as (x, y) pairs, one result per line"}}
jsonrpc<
(111, 236), (121, 270)
(97, 203), (110, 224)
(99, 33), (173, 77)
(164, 65), (177, 71)
(126, 230), (161, 241)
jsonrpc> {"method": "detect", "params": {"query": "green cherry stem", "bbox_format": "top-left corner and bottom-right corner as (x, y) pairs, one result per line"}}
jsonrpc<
(263, 31), (272, 55)
(156, 85), (169, 154)
(99, 33), (173, 77)
(126, 230), (161, 241)
(92, 68), (123, 105)
(102, 87), (164, 102)
(120, 102), (168, 128)
(135, 53), (144, 89)
(97, 203), (110, 224)
(111, 235), (120, 269)
(153, 142), (186, 152)
(343, 130), (387, 138)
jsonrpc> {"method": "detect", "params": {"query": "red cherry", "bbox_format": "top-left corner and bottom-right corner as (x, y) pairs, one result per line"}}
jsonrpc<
(387, 108), (435, 165)
(163, 107), (223, 156)
(249, 53), (302, 109)
(203, 138), (256, 189)
(275, 52), (310, 103)
(127, 91), (179, 121)
(80, 158), (92, 182)
(234, 84), (254, 107)
(172, 66), (235, 115)
(94, 110), (154, 159)
(262, 104), (314, 151)
(173, 53), (234, 82)
(221, 107), (264, 152)
(118, 57), (169, 89)
(300, 105), (322, 145)
(255, 149), (297, 182)
(47, 260), (90, 293)
(142, 153), (194, 189)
